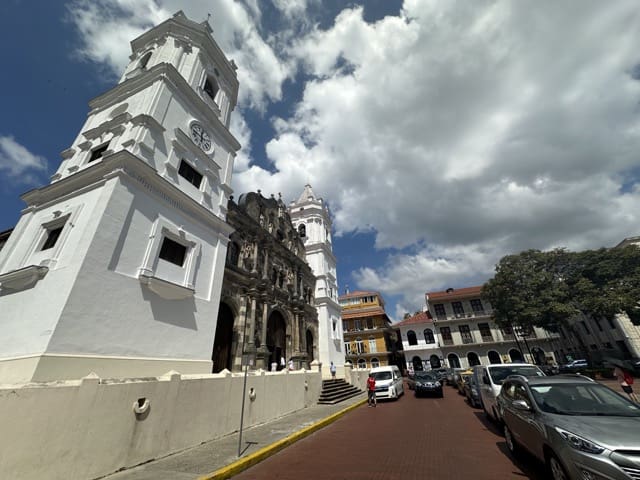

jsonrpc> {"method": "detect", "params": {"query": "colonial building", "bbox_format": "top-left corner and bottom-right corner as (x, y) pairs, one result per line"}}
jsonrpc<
(395, 311), (443, 372)
(0, 11), (240, 382)
(288, 185), (344, 375)
(212, 192), (318, 372)
(339, 290), (402, 369)
(426, 286), (557, 369)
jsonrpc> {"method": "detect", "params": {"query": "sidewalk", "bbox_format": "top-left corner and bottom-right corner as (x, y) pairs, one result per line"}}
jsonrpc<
(99, 393), (367, 480)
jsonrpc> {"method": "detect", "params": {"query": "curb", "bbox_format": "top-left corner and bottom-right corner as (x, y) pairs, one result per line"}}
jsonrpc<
(198, 397), (367, 480)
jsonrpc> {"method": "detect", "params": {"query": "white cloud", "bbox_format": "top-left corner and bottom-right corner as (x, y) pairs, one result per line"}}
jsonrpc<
(65, 1), (640, 318)
(0, 136), (48, 184)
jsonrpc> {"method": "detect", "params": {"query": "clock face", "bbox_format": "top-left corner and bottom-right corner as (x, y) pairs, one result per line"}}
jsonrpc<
(190, 123), (211, 151)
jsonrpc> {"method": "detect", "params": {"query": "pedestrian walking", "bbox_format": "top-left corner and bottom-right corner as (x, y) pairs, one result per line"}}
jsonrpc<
(614, 364), (638, 402)
(367, 373), (376, 407)
(330, 361), (336, 381)
(280, 356), (286, 371)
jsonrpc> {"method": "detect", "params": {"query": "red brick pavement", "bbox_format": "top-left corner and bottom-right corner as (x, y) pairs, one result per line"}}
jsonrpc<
(233, 382), (547, 480)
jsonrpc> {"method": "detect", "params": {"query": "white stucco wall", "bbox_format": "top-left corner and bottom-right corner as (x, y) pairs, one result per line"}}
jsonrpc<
(0, 369), (321, 480)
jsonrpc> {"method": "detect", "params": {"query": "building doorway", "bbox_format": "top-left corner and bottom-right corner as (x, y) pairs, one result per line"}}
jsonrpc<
(412, 356), (424, 371)
(509, 348), (524, 362)
(447, 353), (461, 368)
(306, 329), (314, 367)
(487, 350), (502, 364)
(211, 302), (234, 373)
(467, 352), (481, 366)
(429, 355), (441, 369)
(267, 310), (287, 370)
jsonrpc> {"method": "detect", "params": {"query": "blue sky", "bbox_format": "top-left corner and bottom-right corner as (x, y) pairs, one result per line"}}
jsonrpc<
(2, 1), (640, 320)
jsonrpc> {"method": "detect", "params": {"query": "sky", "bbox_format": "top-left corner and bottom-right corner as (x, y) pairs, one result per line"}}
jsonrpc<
(2, 0), (640, 321)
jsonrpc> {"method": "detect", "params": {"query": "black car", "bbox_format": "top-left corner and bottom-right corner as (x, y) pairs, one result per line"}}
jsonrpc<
(414, 372), (444, 398)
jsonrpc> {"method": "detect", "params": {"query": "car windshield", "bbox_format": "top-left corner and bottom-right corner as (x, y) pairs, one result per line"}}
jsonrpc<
(415, 372), (436, 381)
(372, 371), (392, 381)
(489, 366), (544, 385)
(530, 383), (640, 417)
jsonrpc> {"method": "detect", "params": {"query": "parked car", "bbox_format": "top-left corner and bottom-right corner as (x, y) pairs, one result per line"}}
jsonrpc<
(446, 368), (466, 386)
(463, 374), (482, 408)
(413, 371), (444, 398)
(370, 365), (405, 400)
(433, 367), (451, 382)
(456, 370), (474, 395)
(473, 363), (546, 424)
(499, 374), (640, 480)
(559, 359), (589, 373)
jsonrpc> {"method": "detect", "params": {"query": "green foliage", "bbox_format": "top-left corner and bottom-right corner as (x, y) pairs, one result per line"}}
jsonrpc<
(483, 245), (640, 330)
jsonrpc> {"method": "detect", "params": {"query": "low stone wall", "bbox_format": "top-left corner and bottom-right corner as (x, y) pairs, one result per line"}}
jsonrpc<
(0, 368), (322, 480)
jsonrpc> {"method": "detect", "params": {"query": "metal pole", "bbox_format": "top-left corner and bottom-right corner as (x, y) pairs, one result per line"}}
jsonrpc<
(237, 361), (249, 457)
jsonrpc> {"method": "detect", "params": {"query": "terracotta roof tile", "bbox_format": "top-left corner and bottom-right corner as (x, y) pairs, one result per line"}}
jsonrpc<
(394, 311), (433, 326)
(427, 285), (482, 301)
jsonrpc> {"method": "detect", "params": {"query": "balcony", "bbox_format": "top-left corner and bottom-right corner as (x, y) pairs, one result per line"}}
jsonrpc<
(461, 335), (475, 345)
(442, 338), (454, 346)
(481, 335), (494, 343)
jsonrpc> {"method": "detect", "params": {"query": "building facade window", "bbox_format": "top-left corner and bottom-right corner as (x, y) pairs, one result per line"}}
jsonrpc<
(459, 324), (473, 344)
(366, 317), (374, 329)
(178, 160), (203, 188)
(368, 337), (377, 353)
(203, 76), (218, 100)
(434, 304), (446, 320)
(41, 226), (64, 251)
(354, 319), (362, 331)
(424, 328), (435, 344)
(357, 358), (367, 369)
(470, 299), (484, 313)
(355, 337), (364, 354)
(407, 330), (418, 346)
(452, 301), (465, 316)
(159, 237), (187, 266)
(478, 323), (493, 341)
(440, 327), (453, 346)
(297, 224), (306, 237)
(342, 320), (348, 332)
(371, 357), (380, 368)
(88, 143), (109, 163)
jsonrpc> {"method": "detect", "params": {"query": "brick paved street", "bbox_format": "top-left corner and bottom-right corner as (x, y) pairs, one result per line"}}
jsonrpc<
(233, 382), (547, 480)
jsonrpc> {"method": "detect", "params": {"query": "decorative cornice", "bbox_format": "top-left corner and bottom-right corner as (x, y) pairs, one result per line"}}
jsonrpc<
(21, 150), (234, 238)
(0, 265), (49, 292)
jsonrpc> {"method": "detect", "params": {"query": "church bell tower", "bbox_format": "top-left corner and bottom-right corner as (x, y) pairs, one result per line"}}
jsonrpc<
(289, 185), (345, 375)
(0, 11), (240, 382)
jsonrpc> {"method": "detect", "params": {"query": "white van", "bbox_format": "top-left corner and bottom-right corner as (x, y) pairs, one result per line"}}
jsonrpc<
(473, 363), (545, 423)
(370, 365), (404, 400)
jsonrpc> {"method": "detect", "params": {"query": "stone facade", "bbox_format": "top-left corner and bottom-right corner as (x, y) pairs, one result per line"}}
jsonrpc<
(212, 192), (319, 372)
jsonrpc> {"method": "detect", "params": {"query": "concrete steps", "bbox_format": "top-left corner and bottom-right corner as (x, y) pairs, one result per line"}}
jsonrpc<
(317, 379), (363, 405)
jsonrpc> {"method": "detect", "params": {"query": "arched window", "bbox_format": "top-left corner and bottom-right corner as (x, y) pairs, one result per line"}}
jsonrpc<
(429, 355), (441, 368)
(487, 350), (502, 364)
(448, 353), (461, 369)
(226, 241), (239, 266)
(509, 348), (524, 362)
(467, 352), (481, 367)
(407, 330), (418, 346)
(298, 224), (306, 238)
(138, 51), (152, 70)
(357, 358), (367, 369)
(371, 357), (380, 368)
(203, 75), (219, 101)
(424, 328), (435, 344)
(412, 356), (423, 371)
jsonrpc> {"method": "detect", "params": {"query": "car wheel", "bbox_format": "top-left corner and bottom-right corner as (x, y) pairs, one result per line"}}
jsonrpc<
(504, 425), (520, 457)
(548, 453), (569, 480)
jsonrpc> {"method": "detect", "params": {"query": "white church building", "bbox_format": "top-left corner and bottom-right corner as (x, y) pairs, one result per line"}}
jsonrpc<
(0, 11), (241, 383)
(289, 185), (345, 375)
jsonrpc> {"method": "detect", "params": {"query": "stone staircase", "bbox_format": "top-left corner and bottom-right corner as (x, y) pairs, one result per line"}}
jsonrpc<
(317, 379), (363, 405)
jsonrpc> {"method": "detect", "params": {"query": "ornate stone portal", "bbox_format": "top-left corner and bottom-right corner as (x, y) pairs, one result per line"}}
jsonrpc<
(212, 192), (318, 372)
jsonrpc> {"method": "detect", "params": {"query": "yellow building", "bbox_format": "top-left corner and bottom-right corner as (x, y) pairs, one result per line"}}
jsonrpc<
(339, 290), (402, 369)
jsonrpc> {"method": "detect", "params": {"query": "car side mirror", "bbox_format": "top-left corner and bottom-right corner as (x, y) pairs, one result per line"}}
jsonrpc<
(511, 399), (531, 411)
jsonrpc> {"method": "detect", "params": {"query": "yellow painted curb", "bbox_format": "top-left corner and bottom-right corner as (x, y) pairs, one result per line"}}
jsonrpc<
(199, 398), (367, 480)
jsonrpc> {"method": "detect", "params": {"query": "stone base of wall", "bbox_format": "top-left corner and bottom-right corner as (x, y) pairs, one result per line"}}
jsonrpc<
(0, 368), (322, 480)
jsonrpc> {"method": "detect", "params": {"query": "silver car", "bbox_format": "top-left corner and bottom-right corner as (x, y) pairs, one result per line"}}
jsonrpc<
(499, 374), (640, 480)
